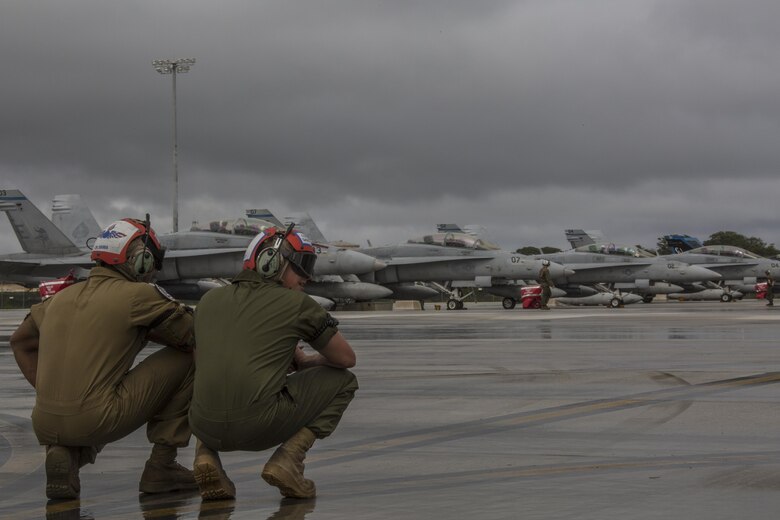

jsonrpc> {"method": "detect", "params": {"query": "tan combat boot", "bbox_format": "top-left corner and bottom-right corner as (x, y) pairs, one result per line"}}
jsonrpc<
(261, 427), (317, 499)
(45, 445), (80, 500)
(193, 439), (236, 500)
(139, 444), (198, 494)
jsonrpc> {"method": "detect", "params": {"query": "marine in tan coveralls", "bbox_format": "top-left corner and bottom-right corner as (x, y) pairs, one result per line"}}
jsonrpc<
(189, 226), (358, 500)
(537, 259), (554, 310)
(10, 218), (197, 500)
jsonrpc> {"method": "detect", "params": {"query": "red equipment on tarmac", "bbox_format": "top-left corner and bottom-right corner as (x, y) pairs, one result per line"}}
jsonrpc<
(755, 282), (768, 300)
(521, 285), (542, 309)
(38, 272), (77, 300)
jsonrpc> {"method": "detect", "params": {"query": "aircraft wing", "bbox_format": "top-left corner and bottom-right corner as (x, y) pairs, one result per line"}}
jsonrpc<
(0, 255), (92, 266)
(382, 256), (492, 266)
(164, 248), (246, 258)
(563, 261), (653, 271)
(697, 262), (761, 269)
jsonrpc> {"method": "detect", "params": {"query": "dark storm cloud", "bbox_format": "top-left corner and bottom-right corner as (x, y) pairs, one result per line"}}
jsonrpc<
(1, 0), (780, 254)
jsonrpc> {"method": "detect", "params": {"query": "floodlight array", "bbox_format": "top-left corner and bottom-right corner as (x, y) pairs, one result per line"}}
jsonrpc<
(152, 58), (196, 74)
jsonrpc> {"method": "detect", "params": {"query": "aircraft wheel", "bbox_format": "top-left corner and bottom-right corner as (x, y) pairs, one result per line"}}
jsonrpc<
(609, 297), (622, 308)
(642, 294), (654, 304)
(720, 293), (732, 303)
(447, 299), (459, 310)
(456, 300), (465, 310)
(502, 297), (516, 310)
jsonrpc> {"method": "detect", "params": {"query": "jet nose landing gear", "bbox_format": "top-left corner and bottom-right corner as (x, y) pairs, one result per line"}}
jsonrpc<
(447, 299), (465, 310)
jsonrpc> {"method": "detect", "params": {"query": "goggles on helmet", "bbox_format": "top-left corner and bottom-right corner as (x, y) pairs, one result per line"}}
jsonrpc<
(284, 249), (317, 279)
(243, 226), (317, 278)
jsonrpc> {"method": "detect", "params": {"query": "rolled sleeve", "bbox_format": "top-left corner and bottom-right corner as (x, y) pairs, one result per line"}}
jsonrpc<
(297, 296), (338, 351)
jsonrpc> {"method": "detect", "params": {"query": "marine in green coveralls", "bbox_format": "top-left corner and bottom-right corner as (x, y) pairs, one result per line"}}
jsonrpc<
(189, 226), (358, 500)
(10, 218), (197, 500)
(765, 270), (775, 306)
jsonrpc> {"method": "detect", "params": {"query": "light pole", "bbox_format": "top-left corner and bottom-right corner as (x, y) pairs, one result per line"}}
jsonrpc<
(152, 58), (195, 233)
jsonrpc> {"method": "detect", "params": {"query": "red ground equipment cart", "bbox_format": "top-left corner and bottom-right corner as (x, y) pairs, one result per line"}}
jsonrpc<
(521, 285), (542, 309)
(38, 272), (77, 300)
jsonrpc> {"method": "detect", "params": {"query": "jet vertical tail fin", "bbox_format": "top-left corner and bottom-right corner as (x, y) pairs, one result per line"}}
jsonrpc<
(246, 208), (283, 227)
(51, 194), (102, 252)
(281, 212), (328, 243)
(247, 208), (329, 244)
(437, 223), (466, 233)
(0, 190), (81, 255)
(565, 229), (604, 249)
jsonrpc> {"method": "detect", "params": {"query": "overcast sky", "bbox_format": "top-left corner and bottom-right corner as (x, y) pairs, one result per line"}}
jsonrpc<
(2, 0), (780, 254)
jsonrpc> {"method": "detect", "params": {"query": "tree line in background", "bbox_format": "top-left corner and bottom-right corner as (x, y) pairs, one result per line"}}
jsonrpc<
(516, 231), (780, 258)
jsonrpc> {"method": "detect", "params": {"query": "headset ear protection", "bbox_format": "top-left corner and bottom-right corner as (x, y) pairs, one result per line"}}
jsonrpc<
(133, 249), (155, 276)
(256, 223), (296, 278)
(257, 246), (283, 278)
(133, 213), (155, 277)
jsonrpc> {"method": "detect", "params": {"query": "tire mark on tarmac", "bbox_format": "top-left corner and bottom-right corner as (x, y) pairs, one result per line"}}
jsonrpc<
(306, 371), (780, 467)
(2, 372), (779, 517)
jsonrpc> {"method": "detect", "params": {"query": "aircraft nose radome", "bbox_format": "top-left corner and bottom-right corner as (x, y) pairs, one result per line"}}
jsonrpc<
(692, 265), (721, 281)
(547, 264), (574, 279)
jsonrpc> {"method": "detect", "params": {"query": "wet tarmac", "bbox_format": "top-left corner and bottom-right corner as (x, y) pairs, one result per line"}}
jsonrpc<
(2, 300), (780, 519)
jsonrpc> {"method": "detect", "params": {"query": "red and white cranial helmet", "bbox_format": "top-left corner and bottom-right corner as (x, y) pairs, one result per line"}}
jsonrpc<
(90, 218), (165, 270)
(243, 226), (317, 278)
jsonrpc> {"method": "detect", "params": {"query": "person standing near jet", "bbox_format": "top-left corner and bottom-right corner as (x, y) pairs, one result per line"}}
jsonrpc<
(9, 218), (197, 500)
(189, 226), (358, 500)
(538, 259), (554, 310)
(765, 270), (775, 306)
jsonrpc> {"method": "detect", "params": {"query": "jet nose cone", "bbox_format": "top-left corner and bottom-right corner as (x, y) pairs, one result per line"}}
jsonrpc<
(547, 262), (572, 279)
(691, 265), (721, 281)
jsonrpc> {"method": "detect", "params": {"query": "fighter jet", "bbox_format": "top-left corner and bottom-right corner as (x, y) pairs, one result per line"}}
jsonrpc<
(357, 232), (573, 310)
(537, 242), (721, 305)
(0, 190), (389, 303)
(664, 245), (780, 299)
(245, 209), (393, 303)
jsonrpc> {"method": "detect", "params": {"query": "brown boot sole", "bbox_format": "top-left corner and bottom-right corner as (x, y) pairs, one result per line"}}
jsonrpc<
(45, 448), (79, 500)
(194, 461), (236, 500)
(139, 479), (199, 494)
(261, 463), (316, 499)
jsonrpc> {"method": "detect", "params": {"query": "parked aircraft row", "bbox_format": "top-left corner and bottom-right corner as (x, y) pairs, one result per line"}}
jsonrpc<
(2, 189), (774, 310)
(562, 228), (780, 304)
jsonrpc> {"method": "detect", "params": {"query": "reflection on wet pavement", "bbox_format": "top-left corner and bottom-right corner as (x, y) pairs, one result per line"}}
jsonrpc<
(3, 302), (780, 519)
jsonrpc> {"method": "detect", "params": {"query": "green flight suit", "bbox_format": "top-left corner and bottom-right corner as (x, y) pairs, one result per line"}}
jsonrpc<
(189, 270), (358, 452)
(24, 266), (195, 452)
(537, 265), (553, 308)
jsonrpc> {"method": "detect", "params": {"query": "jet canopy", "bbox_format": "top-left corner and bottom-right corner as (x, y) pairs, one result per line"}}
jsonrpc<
(407, 232), (501, 251)
(686, 245), (760, 259)
(190, 218), (275, 236)
(575, 243), (655, 258)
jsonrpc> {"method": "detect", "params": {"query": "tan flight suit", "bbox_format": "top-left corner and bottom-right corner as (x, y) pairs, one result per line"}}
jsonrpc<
(22, 266), (195, 454)
(189, 270), (358, 452)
